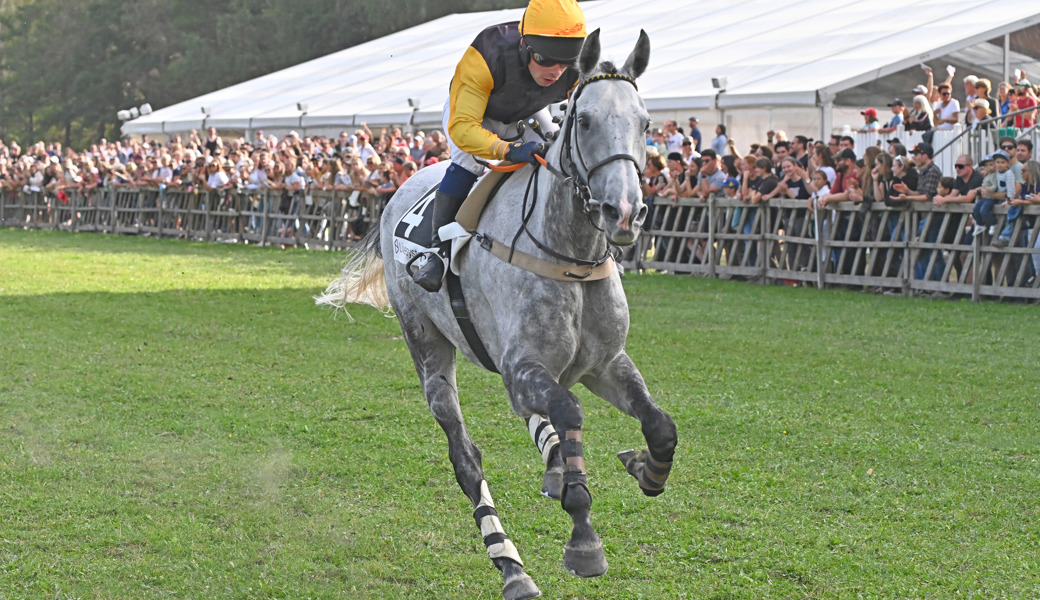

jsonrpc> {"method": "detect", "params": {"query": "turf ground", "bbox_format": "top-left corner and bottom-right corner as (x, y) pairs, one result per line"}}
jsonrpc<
(1, 229), (1038, 599)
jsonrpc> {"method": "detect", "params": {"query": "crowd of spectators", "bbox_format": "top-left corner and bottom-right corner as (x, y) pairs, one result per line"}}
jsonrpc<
(640, 69), (1040, 288)
(0, 124), (454, 214)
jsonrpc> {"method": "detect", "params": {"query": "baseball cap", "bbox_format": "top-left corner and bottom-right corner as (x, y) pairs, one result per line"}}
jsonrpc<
(992, 150), (1010, 161)
(886, 98), (905, 107)
(860, 107), (878, 117)
(722, 178), (739, 190)
(911, 142), (934, 157)
(971, 98), (990, 110)
(667, 152), (684, 162)
(886, 138), (902, 145)
(688, 115), (699, 122)
(979, 154), (993, 165)
(912, 84), (928, 94)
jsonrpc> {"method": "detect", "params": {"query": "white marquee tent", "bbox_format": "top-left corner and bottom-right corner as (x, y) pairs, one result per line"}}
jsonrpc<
(123, 0), (1040, 144)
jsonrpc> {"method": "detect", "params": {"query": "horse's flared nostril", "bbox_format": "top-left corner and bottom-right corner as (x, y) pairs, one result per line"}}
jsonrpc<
(635, 205), (648, 225)
(602, 204), (620, 222)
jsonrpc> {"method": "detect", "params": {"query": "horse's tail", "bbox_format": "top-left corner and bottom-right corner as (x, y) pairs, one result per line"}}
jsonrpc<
(315, 228), (390, 319)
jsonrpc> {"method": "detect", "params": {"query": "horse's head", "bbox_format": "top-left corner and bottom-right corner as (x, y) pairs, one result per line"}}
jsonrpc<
(559, 28), (651, 247)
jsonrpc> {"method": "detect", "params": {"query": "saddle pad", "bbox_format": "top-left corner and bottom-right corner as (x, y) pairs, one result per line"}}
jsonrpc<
(391, 165), (516, 268)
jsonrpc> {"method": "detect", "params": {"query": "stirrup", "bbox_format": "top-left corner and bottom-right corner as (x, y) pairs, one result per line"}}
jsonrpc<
(408, 250), (447, 292)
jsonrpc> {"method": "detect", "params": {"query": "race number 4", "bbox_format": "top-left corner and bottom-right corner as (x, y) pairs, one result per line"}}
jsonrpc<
(402, 194), (436, 239)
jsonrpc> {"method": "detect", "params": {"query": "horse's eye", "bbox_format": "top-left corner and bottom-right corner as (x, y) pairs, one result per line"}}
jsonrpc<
(578, 115), (591, 131)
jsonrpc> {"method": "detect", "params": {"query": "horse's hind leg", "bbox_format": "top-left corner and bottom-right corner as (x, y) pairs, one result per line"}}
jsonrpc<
(505, 361), (608, 578)
(582, 353), (677, 497)
(399, 316), (540, 600)
(525, 415), (564, 499)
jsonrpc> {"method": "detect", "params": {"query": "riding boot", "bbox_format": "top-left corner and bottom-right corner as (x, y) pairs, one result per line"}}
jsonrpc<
(412, 190), (465, 292)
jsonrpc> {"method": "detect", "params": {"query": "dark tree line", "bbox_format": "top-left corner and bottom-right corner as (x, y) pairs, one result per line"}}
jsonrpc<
(0, 0), (525, 148)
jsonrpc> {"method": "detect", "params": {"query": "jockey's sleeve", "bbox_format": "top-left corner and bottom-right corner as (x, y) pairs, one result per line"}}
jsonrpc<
(447, 46), (513, 161)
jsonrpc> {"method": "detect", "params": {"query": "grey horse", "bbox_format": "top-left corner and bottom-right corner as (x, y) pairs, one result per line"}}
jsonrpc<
(318, 30), (676, 600)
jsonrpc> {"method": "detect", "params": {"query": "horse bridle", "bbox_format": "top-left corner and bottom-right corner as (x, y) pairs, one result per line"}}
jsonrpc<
(556, 72), (644, 217)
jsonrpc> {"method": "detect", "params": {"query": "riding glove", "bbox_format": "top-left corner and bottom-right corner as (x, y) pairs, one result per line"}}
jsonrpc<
(505, 141), (548, 165)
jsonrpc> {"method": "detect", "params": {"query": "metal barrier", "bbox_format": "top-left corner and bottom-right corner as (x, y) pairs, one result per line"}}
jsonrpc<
(0, 187), (385, 250)
(631, 195), (1040, 301)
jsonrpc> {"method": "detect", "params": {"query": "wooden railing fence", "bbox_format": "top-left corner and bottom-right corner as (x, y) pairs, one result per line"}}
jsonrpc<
(1, 187), (382, 250)
(633, 196), (1040, 301)
(4, 187), (1039, 301)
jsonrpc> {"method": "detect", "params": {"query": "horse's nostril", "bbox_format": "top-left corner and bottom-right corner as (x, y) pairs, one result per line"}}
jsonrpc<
(635, 205), (648, 223)
(603, 205), (620, 220)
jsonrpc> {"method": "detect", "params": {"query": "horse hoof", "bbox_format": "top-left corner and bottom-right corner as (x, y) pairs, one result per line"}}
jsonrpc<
(503, 573), (541, 600)
(541, 468), (563, 500)
(564, 541), (608, 578)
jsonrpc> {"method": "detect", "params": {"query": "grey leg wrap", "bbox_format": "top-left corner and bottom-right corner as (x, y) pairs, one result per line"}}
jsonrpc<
(617, 449), (673, 496)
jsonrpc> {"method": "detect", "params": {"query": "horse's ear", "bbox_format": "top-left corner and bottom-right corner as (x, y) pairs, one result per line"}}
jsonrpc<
(622, 29), (650, 79)
(578, 28), (601, 75)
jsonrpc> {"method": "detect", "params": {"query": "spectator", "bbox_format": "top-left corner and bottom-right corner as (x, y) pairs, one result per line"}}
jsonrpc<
(695, 149), (725, 201)
(711, 124), (728, 156)
(791, 135), (810, 169)
(932, 83), (960, 130)
(997, 82), (1014, 125)
(1000, 136), (1024, 184)
(687, 116), (702, 152)
(973, 78), (997, 120)
(858, 108), (881, 132)
(204, 158), (230, 190)
(895, 142), (945, 281)
(973, 151), (1017, 239)
(968, 99), (991, 129)
(663, 119), (684, 154)
(906, 95), (934, 131)
(680, 136), (698, 162)
(1014, 79), (1037, 128)
(962, 74), (979, 123)
(934, 154), (983, 206)
(996, 158), (1038, 248)
(203, 126), (224, 157)
(878, 99), (905, 134)
(772, 141), (790, 177)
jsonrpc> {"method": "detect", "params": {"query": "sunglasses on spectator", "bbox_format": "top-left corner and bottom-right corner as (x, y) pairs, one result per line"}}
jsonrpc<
(954, 163), (969, 169)
(941, 91), (951, 96)
(1001, 145), (1015, 150)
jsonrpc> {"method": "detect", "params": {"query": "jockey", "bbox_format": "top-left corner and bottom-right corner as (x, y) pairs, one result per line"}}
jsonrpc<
(411, 0), (587, 292)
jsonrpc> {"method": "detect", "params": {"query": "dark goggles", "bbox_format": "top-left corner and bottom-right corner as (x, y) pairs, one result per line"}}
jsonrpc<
(530, 49), (575, 68)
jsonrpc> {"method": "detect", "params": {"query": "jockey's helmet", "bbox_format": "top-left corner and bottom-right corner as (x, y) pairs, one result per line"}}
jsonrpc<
(519, 0), (587, 65)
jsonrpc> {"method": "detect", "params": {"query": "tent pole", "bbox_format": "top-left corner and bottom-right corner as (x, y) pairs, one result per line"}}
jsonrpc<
(1003, 34), (1010, 82)
(820, 98), (833, 143)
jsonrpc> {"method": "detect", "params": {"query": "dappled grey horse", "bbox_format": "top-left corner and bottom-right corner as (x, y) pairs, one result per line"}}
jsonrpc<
(318, 30), (676, 600)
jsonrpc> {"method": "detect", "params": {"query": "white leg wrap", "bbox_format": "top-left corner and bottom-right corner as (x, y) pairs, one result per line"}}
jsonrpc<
(475, 480), (523, 566)
(527, 416), (560, 466)
(487, 538), (523, 564)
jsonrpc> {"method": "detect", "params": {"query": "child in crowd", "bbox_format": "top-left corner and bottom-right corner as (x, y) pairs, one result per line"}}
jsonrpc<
(936, 177), (956, 202)
(973, 151), (1017, 238)
(995, 159), (1040, 248)
(809, 169), (831, 209)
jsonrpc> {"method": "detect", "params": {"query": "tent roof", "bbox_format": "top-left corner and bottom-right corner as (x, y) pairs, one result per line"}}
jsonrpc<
(123, 0), (1040, 135)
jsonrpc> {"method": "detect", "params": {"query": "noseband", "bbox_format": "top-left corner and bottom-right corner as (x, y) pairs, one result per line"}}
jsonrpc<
(557, 72), (643, 216)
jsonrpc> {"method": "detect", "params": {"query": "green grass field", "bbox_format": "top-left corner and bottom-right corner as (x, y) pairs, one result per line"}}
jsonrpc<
(1, 229), (1038, 600)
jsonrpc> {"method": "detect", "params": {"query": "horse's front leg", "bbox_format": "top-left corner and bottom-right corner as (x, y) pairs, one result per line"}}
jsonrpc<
(504, 360), (608, 578)
(525, 415), (564, 499)
(582, 352), (677, 496)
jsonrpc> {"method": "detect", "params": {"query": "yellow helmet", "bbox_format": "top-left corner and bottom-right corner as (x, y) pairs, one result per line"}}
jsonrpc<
(519, 0), (586, 64)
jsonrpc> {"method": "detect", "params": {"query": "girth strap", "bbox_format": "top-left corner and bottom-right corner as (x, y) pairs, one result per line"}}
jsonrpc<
(474, 233), (616, 281)
(445, 272), (499, 373)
